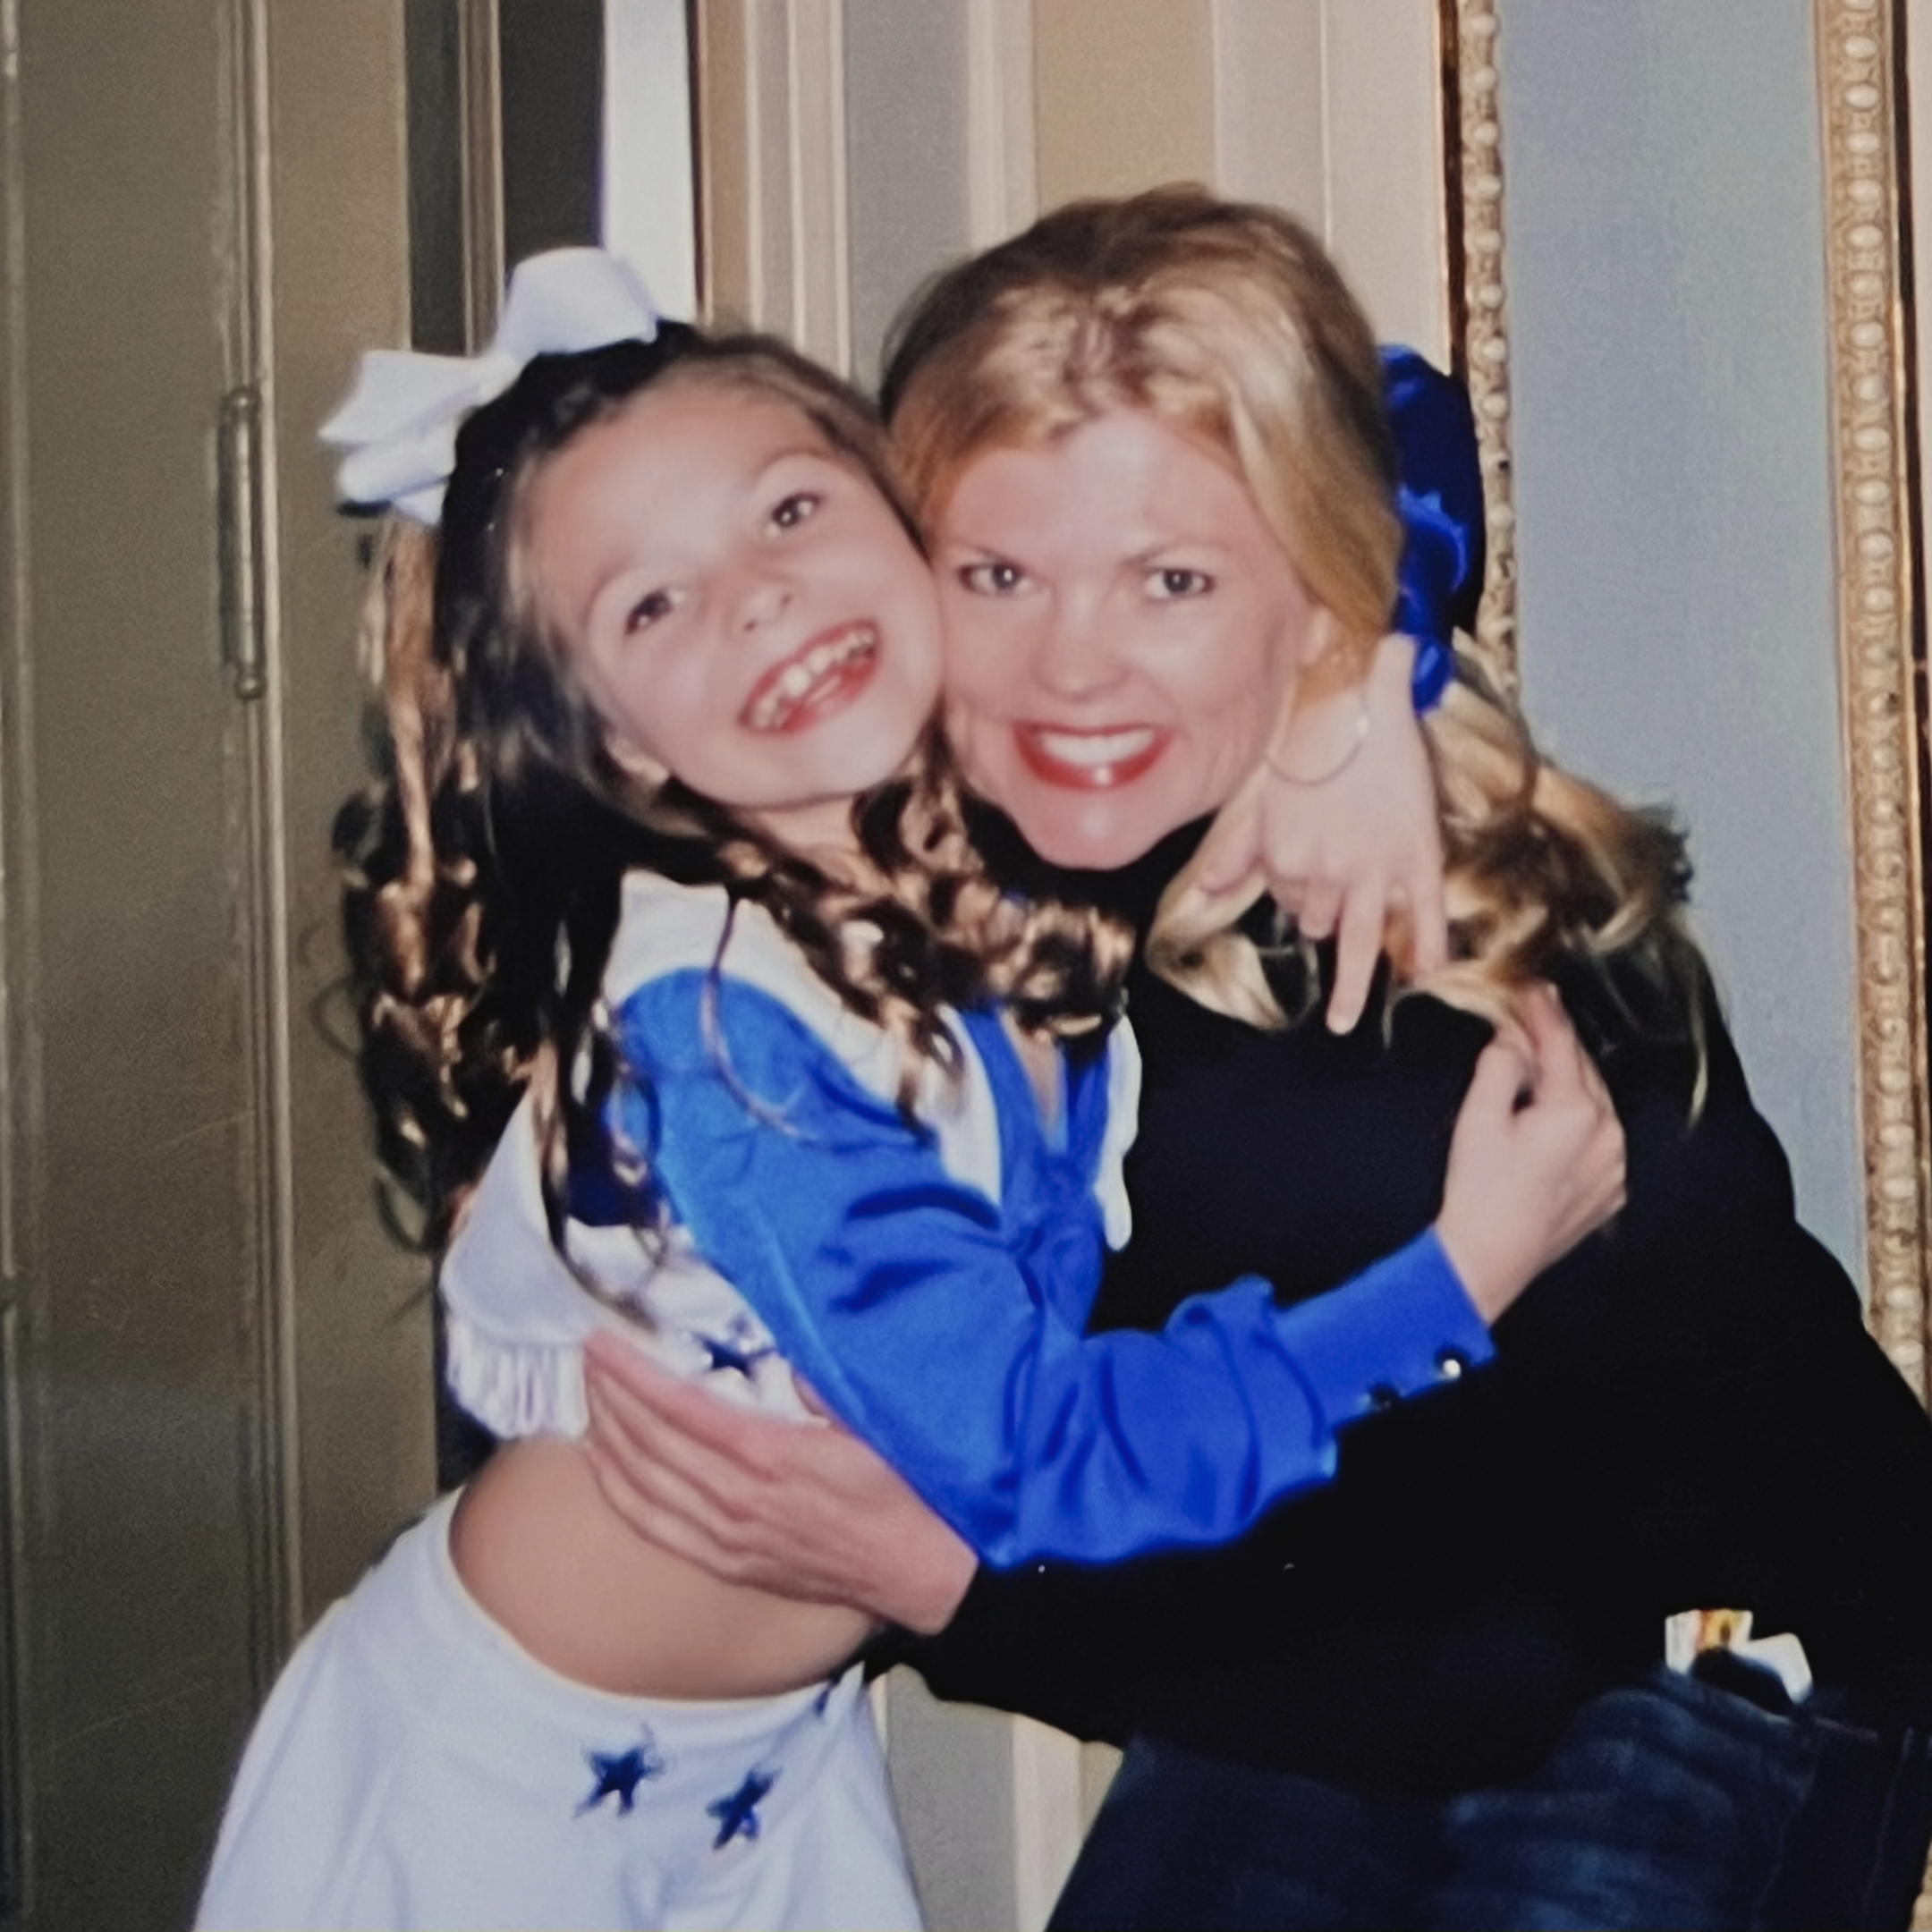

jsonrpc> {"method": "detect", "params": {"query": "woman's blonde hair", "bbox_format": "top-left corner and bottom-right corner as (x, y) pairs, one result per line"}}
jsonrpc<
(883, 186), (1705, 1046)
(886, 189), (1401, 674)
(338, 328), (1128, 1261)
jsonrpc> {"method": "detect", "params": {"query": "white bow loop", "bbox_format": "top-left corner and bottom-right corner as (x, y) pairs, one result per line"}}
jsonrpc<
(320, 248), (661, 523)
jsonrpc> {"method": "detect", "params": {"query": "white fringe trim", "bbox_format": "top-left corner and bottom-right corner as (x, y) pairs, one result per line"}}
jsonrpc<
(444, 1311), (593, 1440)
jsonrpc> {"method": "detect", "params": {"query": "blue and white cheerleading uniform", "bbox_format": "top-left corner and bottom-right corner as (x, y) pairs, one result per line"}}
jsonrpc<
(195, 1489), (916, 1932)
(562, 875), (1487, 1567)
(199, 873), (1487, 1931)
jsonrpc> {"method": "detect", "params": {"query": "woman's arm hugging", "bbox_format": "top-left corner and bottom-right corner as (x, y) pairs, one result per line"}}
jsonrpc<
(581, 1335), (977, 1633)
(580, 974), (1622, 1606)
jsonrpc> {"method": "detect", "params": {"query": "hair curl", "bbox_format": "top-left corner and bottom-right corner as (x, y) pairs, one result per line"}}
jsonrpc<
(336, 329), (1128, 1273)
(882, 187), (1707, 1055)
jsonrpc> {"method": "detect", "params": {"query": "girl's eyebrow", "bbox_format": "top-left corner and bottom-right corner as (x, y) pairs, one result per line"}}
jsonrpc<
(575, 443), (845, 631)
(580, 561), (660, 637)
(753, 442), (842, 483)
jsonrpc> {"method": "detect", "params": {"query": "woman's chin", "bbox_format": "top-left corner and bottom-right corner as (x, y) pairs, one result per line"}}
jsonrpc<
(1004, 793), (1181, 873)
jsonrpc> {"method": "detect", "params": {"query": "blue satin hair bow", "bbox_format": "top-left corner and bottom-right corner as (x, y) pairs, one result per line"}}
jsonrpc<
(1381, 346), (1485, 712)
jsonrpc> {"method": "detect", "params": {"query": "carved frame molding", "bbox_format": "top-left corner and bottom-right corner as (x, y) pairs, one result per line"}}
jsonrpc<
(1442, 0), (1521, 690)
(1814, 0), (1932, 1403)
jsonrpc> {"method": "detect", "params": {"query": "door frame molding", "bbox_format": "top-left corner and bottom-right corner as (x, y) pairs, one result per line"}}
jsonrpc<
(0, 0), (37, 1905)
(964, 0), (1037, 248)
(695, 0), (852, 369)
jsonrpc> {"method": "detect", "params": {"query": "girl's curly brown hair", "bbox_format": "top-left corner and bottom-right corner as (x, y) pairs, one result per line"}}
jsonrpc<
(335, 328), (1129, 1267)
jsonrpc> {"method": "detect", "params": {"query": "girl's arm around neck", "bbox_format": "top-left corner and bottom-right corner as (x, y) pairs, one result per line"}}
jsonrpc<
(615, 967), (1491, 1570)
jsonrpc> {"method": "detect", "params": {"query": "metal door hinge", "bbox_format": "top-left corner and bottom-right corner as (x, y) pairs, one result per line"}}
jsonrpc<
(219, 383), (267, 700)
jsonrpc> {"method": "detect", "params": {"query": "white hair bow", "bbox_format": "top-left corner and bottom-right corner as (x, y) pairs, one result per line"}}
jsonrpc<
(320, 248), (661, 524)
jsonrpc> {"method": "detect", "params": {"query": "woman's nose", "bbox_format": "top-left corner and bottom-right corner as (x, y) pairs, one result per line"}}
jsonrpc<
(1031, 592), (1123, 697)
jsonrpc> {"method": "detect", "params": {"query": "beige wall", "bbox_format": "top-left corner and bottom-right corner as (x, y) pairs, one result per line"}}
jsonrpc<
(1030, 0), (1450, 360)
(1032, 0), (1215, 208)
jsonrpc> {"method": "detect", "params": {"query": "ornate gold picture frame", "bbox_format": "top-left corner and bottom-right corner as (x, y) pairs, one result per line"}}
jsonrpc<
(1815, 0), (1932, 1402)
(1442, 0), (1932, 1405)
(1440, 0), (1520, 686)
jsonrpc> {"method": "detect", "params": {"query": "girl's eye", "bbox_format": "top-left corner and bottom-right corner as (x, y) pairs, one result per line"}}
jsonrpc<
(1148, 566), (1213, 600)
(624, 588), (679, 632)
(958, 560), (1029, 597)
(770, 491), (821, 532)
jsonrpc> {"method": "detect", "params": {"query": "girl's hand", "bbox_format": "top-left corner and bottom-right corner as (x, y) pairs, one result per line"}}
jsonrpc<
(1195, 633), (1447, 1035)
(1435, 984), (1627, 1321)
(580, 1331), (978, 1634)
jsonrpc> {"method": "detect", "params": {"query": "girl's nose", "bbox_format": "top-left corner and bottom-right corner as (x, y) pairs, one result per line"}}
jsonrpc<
(734, 568), (792, 635)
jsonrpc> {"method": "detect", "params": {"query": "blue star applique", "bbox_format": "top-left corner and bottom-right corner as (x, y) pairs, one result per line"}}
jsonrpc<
(691, 1318), (775, 1382)
(578, 1733), (667, 1817)
(707, 1767), (779, 1848)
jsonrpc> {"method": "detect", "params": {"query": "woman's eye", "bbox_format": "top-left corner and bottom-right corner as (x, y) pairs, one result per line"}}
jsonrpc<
(1148, 566), (1212, 600)
(624, 588), (679, 632)
(770, 491), (821, 532)
(958, 560), (1028, 597)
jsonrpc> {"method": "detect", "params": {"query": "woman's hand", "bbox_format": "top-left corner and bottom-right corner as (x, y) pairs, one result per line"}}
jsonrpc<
(1435, 984), (1627, 1320)
(580, 1332), (978, 1634)
(1195, 633), (1447, 1035)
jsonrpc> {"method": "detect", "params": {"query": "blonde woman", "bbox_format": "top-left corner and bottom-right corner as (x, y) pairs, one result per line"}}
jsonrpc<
(582, 191), (1932, 1929)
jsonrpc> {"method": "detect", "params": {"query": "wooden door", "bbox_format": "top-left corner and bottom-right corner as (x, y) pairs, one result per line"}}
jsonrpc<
(0, 2), (433, 1920)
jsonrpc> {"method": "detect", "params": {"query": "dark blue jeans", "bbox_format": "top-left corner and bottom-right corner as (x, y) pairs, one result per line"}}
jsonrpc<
(1048, 1668), (1932, 1930)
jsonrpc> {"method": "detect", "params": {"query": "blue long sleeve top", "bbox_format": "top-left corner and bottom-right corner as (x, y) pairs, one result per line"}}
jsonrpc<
(442, 872), (1487, 1569)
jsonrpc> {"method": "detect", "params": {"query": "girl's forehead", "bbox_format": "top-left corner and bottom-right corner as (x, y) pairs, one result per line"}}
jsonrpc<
(530, 384), (839, 526)
(612, 375), (826, 448)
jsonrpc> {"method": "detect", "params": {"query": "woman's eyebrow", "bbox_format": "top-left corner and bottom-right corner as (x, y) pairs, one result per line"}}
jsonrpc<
(1127, 535), (1232, 568)
(933, 530), (1020, 556)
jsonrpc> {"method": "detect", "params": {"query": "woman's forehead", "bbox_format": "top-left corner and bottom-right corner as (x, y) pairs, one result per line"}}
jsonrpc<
(934, 411), (1276, 561)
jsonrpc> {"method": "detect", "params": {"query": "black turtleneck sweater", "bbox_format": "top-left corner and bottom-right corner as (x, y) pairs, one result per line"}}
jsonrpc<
(894, 819), (1932, 1794)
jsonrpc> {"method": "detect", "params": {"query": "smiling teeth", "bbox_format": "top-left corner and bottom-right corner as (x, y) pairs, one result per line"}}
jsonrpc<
(1032, 726), (1158, 767)
(747, 625), (877, 729)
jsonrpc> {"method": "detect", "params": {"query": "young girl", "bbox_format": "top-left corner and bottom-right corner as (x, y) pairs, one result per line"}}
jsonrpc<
(195, 249), (1620, 1931)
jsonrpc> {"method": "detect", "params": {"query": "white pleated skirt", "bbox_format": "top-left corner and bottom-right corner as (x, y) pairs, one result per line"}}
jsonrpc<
(196, 1490), (920, 1932)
